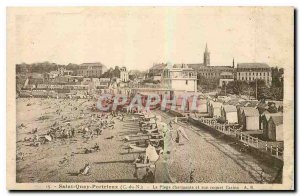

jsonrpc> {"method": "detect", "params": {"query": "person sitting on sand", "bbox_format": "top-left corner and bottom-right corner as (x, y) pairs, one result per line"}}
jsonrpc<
(134, 154), (145, 164)
(34, 134), (39, 142)
(79, 163), (91, 176)
(144, 140), (159, 164)
(64, 129), (70, 138)
(84, 126), (89, 134)
(95, 128), (102, 136)
(93, 143), (100, 151)
(32, 128), (38, 134)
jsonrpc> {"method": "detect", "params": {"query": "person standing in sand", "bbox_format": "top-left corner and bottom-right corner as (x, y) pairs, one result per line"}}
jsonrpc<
(154, 151), (174, 183)
(161, 123), (173, 154)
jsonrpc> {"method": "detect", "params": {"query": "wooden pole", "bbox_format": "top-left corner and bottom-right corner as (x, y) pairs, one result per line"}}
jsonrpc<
(256, 79), (258, 100)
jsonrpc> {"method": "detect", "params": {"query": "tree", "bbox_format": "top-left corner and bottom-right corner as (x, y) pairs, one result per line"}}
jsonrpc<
(267, 102), (278, 113)
(225, 80), (249, 95)
(248, 79), (267, 100)
(197, 74), (219, 91)
(272, 67), (284, 88)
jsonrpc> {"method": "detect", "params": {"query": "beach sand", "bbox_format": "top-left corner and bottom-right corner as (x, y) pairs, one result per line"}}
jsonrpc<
(16, 98), (280, 183)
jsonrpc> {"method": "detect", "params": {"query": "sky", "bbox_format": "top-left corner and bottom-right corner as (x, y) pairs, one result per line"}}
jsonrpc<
(9, 7), (294, 70)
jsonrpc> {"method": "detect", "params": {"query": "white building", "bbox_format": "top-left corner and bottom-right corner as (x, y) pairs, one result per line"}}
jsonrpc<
(219, 72), (234, 87)
(120, 67), (129, 82)
(48, 71), (59, 79)
(221, 105), (238, 124)
(162, 64), (197, 92)
(241, 107), (260, 131)
(208, 101), (223, 118)
(236, 63), (272, 86)
(268, 116), (283, 141)
(77, 62), (107, 78)
(58, 67), (73, 76)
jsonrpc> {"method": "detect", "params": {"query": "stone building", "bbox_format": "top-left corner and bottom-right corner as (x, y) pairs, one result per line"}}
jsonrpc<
(236, 63), (272, 86)
(77, 63), (107, 78)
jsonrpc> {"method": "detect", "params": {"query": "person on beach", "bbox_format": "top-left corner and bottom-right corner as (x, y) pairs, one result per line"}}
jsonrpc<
(71, 128), (75, 138)
(154, 151), (174, 183)
(144, 140), (159, 163)
(79, 163), (91, 176)
(161, 123), (172, 154)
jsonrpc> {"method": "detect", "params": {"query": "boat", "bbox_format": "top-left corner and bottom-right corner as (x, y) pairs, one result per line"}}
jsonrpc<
(124, 133), (162, 142)
(128, 141), (163, 153)
(128, 143), (147, 153)
(142, 128), (158, 134)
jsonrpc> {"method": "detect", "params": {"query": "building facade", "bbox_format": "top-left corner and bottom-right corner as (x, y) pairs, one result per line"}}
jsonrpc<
(147, 63), (167, 81)
(77, 63), (107, 78)
(120, 67), (129, 82)
(162, 64), (197, 92)
(236, 63), (272, 86)
(197, 65), (234, 80)
(58, 67), (73, 76)
(219, 72), (234, 87)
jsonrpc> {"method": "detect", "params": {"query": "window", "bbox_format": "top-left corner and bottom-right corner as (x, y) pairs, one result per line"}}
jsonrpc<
(186, 80), (188, 85)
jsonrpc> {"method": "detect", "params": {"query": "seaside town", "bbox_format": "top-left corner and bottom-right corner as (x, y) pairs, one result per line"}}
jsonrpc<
(16, 44), (284, 183)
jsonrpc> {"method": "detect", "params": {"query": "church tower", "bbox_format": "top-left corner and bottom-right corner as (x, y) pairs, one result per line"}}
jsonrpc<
(203, 43), (210, 66)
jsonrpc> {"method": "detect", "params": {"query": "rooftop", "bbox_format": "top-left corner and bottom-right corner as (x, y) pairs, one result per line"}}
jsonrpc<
(187, 64), (203, 70)
(240, 100), (260, 107)
(223, 105), (237, 112)
(220, 72), (233, 76)
(149, 63), (167, 70)
(237, 63), (270, 69)
(199, 65), (233, 70)
(270, 116), (283, 126)
(210, 101), (223, 107)
(242, 107), (259, 117)
(80, 62), (105, 67)
(264, 112), (283, 121)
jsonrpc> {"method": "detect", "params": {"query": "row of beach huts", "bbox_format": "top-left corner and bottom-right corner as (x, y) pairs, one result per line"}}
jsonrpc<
(205, 97), (283, 142)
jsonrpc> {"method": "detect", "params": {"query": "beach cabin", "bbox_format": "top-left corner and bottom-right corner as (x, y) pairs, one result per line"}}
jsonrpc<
(261, 112), (283, 140)
(189, 98), (207, 113)
(221, 105), (238, 124)
(241, 107), (259, 131)
(267, 116), (283, 141)
(208, 101), (223, 118)
(197, 99), (208, 113)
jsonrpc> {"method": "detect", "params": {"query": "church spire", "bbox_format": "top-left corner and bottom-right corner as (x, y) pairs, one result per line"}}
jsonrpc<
(203, 43), (210, 66)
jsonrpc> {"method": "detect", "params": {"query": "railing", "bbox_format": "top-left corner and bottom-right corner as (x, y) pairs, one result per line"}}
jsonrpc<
(265, 144), (283, 157)
(198, 117), (283, 159)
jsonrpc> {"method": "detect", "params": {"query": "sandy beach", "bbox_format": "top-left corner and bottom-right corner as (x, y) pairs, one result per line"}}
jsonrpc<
(16, 98), (280, 183)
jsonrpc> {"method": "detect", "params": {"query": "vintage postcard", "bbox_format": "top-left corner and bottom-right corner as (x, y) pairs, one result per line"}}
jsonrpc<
(7, 7), (294, 190)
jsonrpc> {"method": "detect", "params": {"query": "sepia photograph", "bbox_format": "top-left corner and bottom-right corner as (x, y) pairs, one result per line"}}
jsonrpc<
(6, 6), (294, 190)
